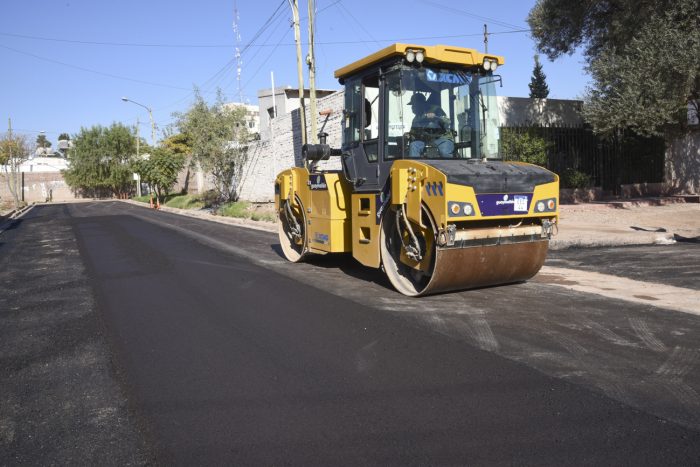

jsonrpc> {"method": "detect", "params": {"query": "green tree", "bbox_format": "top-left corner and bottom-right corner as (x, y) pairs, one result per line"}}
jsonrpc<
(528, 54), (550, 98)
(174, 89), (249, 203)
(162, 133), (192, 156)
(64, 123), (136, 198)
(36, 133), (52, 149)
(58, 133), (70, 141)
(0, 133), (31, 209)
(133, 147), (186, 205)
(528, 0), (700, 135)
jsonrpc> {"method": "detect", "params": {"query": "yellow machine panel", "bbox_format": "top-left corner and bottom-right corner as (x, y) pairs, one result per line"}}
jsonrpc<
(306, 172), (352, 254)
(350, 193), (382, 268)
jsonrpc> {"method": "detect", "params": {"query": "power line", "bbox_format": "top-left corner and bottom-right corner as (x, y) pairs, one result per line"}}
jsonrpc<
(420, 0), (525, 31)
(0, 31), (236, 48)
(0, 43), (190, 91)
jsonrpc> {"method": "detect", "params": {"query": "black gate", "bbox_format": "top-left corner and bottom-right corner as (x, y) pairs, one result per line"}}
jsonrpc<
(500, 125), (665, 195)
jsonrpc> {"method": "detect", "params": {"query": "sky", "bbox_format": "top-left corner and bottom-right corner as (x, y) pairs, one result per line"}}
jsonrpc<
(0, 0), (589, 147)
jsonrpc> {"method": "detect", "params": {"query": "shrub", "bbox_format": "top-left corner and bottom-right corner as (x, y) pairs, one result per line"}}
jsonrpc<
(561, 169), (591, 189)
(500, 130), (550, 167)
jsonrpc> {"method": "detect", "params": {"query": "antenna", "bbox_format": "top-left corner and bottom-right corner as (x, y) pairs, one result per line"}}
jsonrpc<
(233, 0), (243, 103)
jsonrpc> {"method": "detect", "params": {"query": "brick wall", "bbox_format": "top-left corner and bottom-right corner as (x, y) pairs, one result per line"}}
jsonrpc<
(0, 171), (78, 203)
(237, 91), (344, 202)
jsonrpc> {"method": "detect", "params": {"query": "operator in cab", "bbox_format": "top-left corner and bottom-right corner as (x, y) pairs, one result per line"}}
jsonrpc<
(407, 93), (454, 158)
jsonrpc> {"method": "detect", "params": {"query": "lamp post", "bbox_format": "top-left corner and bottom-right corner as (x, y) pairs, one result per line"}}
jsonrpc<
(121, 97), (156, 145)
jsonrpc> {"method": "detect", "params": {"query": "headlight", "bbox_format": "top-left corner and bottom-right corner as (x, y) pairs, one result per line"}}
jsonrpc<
(448, 202), (475, 217)
(535, 198), (557, 213)
(483, 60), (492, 71)
(406, 50), (415, 63)
(415, 51), (424, 63)
(490, 61), (498, 71)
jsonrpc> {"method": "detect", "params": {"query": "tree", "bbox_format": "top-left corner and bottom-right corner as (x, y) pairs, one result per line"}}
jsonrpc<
(162, 133), (192, 156)
(133, 147), (186, 205)
(528, 54), (550, 98)
(63, 123), (136, 198)
(528, 0), (700, 135)
(174, 89), (249, 203)
(0, 133), (31, 209)
(36, 133), (52, 149)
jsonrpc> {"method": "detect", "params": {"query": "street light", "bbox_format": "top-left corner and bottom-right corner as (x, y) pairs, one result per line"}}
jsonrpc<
(121, 97), (156, 145)
(121, 97), (156, 199)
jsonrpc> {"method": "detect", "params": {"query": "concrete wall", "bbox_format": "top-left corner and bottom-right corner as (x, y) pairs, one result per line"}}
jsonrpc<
(665, 130), (700, 194)
(497, 97), (584, 127)
(0, 171), (78, 203)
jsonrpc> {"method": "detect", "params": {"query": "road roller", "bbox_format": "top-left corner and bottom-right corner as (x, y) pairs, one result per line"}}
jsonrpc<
(275, 43), (559, 296)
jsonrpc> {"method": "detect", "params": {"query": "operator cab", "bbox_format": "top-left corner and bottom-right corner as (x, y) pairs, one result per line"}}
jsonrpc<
(336, 44), (504, 192)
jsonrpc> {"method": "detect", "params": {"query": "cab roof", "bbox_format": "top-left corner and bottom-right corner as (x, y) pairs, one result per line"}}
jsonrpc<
(334, 43), (505, 79)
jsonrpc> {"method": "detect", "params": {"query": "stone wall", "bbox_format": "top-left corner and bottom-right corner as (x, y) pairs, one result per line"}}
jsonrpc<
(665, 130), (700, 194)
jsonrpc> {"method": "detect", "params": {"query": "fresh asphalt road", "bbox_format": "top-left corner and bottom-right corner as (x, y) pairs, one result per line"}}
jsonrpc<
(2, 202), (700, 465)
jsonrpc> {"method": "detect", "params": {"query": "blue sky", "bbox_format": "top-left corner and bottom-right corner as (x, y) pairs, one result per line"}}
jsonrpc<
(0, 0), (588, 146)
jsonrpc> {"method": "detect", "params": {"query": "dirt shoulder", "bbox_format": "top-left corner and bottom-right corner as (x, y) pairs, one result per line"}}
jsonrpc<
(553, 202), (700, 249)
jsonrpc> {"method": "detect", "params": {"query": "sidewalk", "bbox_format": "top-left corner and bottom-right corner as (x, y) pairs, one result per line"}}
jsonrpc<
(552, 201), (700, 249)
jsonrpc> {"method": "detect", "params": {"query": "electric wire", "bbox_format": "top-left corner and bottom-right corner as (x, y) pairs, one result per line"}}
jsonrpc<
(0, 43), (190, 91)
(420, 0), (525, 31)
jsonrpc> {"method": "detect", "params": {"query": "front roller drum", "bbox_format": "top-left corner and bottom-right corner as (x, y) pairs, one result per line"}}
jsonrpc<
(278, 196), (308, 262)
(380, 205), (549, 296)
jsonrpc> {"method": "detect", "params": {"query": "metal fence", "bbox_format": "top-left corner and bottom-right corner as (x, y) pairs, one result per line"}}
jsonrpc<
(500, 125), (666, 194)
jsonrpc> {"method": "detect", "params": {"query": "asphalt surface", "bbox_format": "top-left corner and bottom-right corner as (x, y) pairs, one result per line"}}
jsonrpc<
(547, 244), (700, 290)
(2, 202), (700, 465)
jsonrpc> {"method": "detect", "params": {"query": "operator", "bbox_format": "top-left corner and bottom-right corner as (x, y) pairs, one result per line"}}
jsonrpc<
(408, 93), (454, 157)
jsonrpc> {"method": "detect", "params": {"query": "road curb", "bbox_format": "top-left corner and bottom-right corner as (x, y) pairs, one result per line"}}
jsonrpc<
(119, 199), (277, 234)
(0, 203), (35, 234)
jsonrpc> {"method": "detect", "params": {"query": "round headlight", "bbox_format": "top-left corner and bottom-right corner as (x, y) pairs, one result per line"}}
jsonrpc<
(406, 50), (415, 63)
(463, 204), (473, 216)
(483, 60), (491, 71)
(415, 51), (424, 63)
(450, 203), (460, 215)
(547, 199), (555, 210)
(537, 201), (545, 212)
(490, 60), (498, 72)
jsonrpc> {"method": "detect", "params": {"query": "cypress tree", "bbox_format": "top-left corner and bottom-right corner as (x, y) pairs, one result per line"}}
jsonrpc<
(529, 54), (550, 98)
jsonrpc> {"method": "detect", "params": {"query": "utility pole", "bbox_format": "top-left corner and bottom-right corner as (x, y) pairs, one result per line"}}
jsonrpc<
(290, 0), (307, 145)
(135, 117), (141, 197)
(271, 71), (277, 176)
(233, 0), (244, 103)
(483, 24), (488, 53)
(307, 0), (318, 143)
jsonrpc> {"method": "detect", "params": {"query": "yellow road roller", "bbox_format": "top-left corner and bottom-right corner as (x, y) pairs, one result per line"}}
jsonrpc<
(275, 43), (559, 296)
